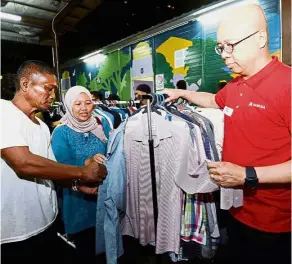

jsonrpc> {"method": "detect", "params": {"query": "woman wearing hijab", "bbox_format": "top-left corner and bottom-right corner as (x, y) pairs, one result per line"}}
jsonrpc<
(51, 86), (109, 262)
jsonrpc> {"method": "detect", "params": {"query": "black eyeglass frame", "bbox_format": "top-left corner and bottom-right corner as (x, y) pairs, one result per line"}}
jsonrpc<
(215, 30), (260, 55)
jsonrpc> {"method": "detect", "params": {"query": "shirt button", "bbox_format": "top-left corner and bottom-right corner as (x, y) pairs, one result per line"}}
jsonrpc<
(240, 93), (243, 96)
(236, 105), (239, 108)
(243, 83), (246, 85)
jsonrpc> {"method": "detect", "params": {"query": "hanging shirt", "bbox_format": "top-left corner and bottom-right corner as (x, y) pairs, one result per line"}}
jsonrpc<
(123, 111), (200, 255)
(96, 122), (127, 264)
(194, 108), (224, 159)
(93, 108), (114, 131)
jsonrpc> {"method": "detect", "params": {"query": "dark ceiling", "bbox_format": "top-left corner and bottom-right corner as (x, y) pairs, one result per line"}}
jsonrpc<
(1, 0), (214, 74)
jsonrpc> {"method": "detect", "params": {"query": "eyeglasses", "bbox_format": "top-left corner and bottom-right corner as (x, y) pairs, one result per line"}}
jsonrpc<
(215, 30), (259, 55)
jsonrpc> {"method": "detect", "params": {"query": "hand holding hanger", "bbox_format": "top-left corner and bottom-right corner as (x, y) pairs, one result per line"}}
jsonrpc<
(162, 89), (186, 103)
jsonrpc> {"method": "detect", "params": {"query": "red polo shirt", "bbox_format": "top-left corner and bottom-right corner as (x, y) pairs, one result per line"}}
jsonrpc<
(215, 57), (291, 233)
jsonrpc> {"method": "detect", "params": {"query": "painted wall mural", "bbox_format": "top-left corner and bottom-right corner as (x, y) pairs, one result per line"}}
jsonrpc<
(61, 0), (281, 99)
(131, 41), (154, 79)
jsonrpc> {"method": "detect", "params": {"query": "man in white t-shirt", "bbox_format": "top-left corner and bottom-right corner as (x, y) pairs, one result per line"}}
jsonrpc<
(0, 60), (107, 263)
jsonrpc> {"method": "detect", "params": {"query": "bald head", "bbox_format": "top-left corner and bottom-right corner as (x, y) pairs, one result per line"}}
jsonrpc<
(218, 4), (267, 41)
(216, 4), (272, 78)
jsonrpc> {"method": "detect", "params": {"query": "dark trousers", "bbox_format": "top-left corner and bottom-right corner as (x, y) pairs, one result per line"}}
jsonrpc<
(1, 220), (74, 264)
(227, 214), (291, 264)
(72, 227), (99, 263)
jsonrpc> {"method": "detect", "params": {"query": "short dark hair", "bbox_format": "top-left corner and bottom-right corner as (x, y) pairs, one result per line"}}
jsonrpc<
(91, 91), (104, 100)
(136, 84), (151, 94)
(15, 60), (56, 91)
(107, 93), (120, 101)
(1, 74), (16, 100)
(176, 80), (187, 90)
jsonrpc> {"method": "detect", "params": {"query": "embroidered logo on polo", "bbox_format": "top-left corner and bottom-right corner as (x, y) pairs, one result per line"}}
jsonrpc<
(248, 102), (266, 109)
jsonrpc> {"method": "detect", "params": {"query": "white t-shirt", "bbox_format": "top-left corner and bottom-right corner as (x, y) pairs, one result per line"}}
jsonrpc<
(0, 99), (58, 244)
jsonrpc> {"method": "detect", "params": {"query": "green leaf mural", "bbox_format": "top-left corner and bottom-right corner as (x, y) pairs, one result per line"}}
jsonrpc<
(88, 77), (97, 91)
(185, 38), (203, 86)
(203, 37), (232, 93)
(155, 53), (173, 88)
(87, 76), (104, 92)
(76, 72), (88, 87)
(184, 37), (232, 93)
(95, 50), (131, 98)
(120, 69), (131, 99)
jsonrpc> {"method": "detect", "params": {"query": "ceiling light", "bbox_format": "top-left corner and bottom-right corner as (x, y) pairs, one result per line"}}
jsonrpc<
(196, 0), (259, 25)
(80, 50), (102, 60)
(0, 12), (22, 21)
(83, 54), (106, 67)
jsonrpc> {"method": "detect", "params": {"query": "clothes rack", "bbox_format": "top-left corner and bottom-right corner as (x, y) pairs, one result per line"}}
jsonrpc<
(139, 94), (162, 263)
(94, 100), (140, 105)
(146, 96), (159, 237)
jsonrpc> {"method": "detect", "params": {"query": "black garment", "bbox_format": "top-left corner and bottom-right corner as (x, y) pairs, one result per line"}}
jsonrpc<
(1, 219), (74, 264)
(42, 110), (62, 133)
(227, 214), (291, 264)
(72, 227), (97, 264)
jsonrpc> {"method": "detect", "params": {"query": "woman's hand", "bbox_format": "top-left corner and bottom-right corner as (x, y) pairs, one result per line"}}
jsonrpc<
(84, 154), (106, 166)
(78, 184), (99, 195)
(93, 154), (107, 164)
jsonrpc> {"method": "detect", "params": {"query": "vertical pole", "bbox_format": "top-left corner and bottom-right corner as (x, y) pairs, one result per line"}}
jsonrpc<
(146, 98), (159, 241)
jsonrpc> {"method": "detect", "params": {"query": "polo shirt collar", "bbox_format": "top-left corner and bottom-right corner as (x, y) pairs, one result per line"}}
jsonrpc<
(237, 56), (280, 88)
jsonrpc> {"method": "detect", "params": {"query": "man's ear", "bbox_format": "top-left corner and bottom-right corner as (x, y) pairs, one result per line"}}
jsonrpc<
(19, 77), (29, 92)
(258, 30), (268, 49)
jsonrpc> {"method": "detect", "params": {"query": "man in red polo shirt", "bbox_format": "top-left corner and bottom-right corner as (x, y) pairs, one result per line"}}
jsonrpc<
(164, 4), (291, 264)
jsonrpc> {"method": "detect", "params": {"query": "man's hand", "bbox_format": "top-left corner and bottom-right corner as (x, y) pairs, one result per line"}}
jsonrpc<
(81, 162), (107, 183)
(207, 161), (245, 187)
(162, 89), (185, 103)
(84, 157), (94, 166)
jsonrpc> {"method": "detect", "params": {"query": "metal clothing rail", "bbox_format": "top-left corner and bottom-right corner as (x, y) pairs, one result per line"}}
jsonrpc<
(52, 100), (140, 107)
(93, 100), (140, 105)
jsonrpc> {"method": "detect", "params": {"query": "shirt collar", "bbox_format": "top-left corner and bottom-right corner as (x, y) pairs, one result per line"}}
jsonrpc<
(132, 112), (172, 143)
(236, 56), (280, 88)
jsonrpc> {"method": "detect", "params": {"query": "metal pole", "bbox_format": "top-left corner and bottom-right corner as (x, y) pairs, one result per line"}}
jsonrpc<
(146, 98), (159, 240)
(147, 98), (153, 140)
(52, 2), (68, 102)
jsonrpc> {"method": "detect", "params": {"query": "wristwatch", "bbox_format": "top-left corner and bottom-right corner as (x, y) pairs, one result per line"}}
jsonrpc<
(72, 179), (80, 192)
(245, 167), (258, 189)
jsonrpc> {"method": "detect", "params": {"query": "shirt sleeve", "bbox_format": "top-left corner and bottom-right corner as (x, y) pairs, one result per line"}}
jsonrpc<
(214, 87), (227, 110)
(0, 102), (28, 150)
(51, 126), (85, 166)
(101, 117), (112, 139)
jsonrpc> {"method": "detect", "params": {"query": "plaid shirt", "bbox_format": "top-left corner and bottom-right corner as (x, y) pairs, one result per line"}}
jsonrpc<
(180, 193), (207, 245)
